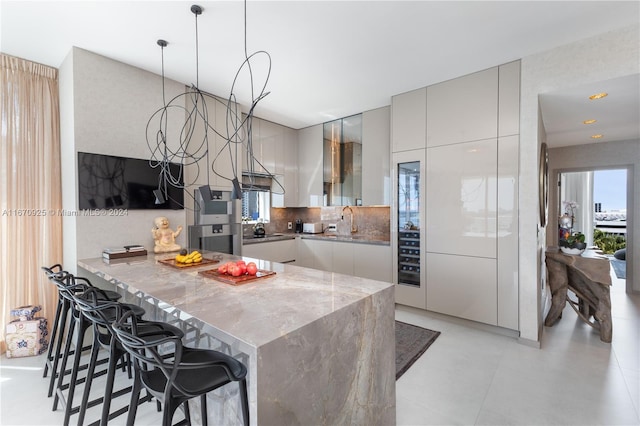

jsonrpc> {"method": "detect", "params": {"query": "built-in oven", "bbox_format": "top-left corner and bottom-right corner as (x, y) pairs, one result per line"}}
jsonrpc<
(189, 188), (241, 255)
(194, 188), (239, 225)
(188, 223), (241, 255)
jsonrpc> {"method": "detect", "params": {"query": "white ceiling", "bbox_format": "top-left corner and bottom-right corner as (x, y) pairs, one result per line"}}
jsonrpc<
(539, 74), (640, 148)
(1, 1), (639, 146)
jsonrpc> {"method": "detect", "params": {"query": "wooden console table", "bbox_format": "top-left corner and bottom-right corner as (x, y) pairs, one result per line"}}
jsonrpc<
(544, 248), (612, 343)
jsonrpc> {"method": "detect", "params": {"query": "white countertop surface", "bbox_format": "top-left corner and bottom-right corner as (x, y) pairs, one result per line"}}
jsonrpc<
(78, 251), (394, 349)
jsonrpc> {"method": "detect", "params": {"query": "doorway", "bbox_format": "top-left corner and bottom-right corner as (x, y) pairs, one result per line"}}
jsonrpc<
(558, 168), (628, 285)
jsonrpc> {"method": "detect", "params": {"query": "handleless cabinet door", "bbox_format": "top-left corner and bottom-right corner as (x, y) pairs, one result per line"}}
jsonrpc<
(332, 242), (354, 276)
(354, 244), (392, 282)
(426, 139), (497, 258)
(298, 124), (324, 206)
(259, 119), (283, 175)
(427, 253), (497, 326)
(362, 106), (391, 205)
(426, 67), (498, 147)
(497, 135), (519, 330)
(498, 61), (521, 137)
(391, 88), (427, 152)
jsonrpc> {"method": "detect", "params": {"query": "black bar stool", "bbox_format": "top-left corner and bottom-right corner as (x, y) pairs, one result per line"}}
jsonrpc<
(74, 287), (185, 426)
(51, 274), (144, 426)
(112, 310), (250, 426)
(41, 265), (123, 398)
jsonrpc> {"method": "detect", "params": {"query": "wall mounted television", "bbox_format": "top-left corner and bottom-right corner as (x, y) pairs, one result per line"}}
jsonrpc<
(77, 152), (184, 210)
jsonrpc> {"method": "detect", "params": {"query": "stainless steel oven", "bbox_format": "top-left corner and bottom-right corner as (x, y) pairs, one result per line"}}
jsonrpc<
(194, 189), (239, 225)
(188, 223), (241, 255)
(189, 188), (241, 255)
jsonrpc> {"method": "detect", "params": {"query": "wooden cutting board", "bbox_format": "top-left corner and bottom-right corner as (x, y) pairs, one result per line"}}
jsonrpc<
(157, 257), (220, 269)
(198, 269), (276, 286)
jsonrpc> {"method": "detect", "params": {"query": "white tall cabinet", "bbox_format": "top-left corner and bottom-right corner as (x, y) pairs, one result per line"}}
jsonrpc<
(391, 61), (520, 330)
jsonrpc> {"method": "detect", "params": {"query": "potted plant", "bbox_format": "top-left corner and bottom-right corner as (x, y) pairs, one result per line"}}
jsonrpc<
(558, 200), (586, 255)
(559, 231), (587, 255)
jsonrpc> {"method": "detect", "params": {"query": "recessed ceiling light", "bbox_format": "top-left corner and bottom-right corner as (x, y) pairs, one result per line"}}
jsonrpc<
(591, 134), (604, 139)
(589, 92), (608, 100)
(583, 119), (597, 125)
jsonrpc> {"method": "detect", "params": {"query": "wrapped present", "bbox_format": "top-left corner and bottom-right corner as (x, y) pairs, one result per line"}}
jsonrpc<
(10, 305), (41, 321)
(5, 317), (49, 358)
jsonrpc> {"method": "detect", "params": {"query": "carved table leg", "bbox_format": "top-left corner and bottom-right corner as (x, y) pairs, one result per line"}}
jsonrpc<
(594, 288), (613, 343)
(545, 257), (568, 327)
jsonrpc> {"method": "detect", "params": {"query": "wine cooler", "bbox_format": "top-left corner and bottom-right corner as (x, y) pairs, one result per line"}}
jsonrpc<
(392, 150), (426, 308)
(398, 229), (420, 286)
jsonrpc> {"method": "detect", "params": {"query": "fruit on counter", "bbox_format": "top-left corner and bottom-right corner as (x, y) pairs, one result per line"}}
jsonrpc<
(217, 260), (258, 277)
(246, 262), (258, 275)
(175, 250), (203, 264)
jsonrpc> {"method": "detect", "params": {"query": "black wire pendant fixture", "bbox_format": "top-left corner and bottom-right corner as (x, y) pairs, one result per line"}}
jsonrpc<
(146, 1), (282, 205)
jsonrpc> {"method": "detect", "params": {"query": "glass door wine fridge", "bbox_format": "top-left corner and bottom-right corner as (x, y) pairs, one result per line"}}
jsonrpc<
(392, 149), (426, 309)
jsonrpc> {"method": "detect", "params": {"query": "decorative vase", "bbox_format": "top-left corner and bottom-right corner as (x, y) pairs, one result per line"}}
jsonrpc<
(559, 214), (573, 229)
(559, 240), (587, 256)
(560, 246), (585, 256)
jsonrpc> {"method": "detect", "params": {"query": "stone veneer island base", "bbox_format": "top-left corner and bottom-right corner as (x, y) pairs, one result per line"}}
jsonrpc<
(78, 252), (396, 425)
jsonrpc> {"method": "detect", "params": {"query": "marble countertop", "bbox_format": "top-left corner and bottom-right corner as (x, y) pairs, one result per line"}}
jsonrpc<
(242, 232), (390, 246)
(78, 252), (394, 349)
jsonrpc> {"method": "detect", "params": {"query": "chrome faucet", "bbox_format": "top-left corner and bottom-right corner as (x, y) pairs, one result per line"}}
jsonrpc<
(341, 205), (358, 234)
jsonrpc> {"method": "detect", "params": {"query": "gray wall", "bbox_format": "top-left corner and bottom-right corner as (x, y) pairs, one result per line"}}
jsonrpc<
(60, 48), (188, 271)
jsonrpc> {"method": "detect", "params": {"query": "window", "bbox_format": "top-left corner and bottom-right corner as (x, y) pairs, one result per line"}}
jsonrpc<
(242, 190), (270, 223)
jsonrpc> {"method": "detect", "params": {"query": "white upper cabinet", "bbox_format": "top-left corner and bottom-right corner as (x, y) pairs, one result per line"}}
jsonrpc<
(498, 61), (521, 137)
(243, 117), (283, 176)
(362, 106), (391, 205)
(391, 87), (427, 152)
(272, 127), (298, 207)
(426, 67), (499, 147)
(297, 124), (324, 206)
(259, 119), (284, 175)
(188, 95), (240, 192)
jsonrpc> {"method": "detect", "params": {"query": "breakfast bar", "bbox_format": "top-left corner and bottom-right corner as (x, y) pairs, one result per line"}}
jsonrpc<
(78, 252), (396, 425)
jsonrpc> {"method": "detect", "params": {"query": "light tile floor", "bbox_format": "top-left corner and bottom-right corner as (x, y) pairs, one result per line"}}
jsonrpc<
(1, 268), (638, 426)
(396, 269), (639, 425)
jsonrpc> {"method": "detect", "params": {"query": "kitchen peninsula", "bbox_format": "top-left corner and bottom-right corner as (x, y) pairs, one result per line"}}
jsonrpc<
(78, 252), (396, 425)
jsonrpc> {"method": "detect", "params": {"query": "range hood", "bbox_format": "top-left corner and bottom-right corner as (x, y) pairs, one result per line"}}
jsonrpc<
(241, 172), (273, 191)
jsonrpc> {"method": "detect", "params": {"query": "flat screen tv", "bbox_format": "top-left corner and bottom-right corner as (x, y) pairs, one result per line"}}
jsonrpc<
(77, 152), (184, 210)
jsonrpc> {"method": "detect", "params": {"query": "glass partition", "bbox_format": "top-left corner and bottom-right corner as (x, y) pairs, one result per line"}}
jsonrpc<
(323, 114), (362, 206)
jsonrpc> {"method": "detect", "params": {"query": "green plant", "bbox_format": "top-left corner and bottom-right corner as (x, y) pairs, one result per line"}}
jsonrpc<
(566, 232), (585, 244)
(593, 229), (626, 254)
(559, 231), (586, 249)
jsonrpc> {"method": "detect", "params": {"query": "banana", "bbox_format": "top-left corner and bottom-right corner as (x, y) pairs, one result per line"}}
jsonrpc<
(175, 250), (202, 264)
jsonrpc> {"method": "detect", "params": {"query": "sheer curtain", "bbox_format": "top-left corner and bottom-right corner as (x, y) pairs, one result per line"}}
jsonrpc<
(1, 54), (62, 354)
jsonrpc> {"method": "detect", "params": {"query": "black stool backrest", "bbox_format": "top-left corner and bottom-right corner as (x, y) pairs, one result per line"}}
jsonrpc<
(112, 311), (198, 396)
(42, 264), (72, 284)
(51, 274), (110, 304)
(74, 287), (125, 326)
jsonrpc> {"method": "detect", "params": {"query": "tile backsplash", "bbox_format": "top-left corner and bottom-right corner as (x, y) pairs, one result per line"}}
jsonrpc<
(262, 206), (390, 240)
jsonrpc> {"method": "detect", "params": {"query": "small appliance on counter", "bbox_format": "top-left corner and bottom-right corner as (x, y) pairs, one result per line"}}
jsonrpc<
(303, 222), (323, 234)
(295, 219), (303, 233)
(253, 222), (266, 238)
